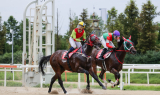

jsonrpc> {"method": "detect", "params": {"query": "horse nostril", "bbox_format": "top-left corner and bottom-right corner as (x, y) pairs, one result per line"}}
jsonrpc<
(134, 51), (137, 54)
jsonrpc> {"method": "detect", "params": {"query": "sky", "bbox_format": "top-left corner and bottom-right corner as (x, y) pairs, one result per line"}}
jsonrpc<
(0, 0), (160, 35)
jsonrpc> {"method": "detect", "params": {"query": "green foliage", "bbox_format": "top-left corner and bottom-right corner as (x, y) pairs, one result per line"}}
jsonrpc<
(0, 51), (22, 63)
(106, 7), (118, 33)
(0, 25), (6, 55)
(124, 50), (160, 64)
(136, 0), (158, 53)
(79, 9), (93, 37)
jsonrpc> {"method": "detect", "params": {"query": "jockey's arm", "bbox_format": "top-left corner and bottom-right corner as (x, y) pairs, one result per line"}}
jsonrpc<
(71, 30), (81, 42)
(83, 31), (86, 41)
(106, 40), (113, 48)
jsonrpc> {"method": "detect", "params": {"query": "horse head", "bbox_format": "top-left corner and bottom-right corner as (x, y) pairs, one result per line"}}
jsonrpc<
(86, 34), (101, 50)
(122, 36), (137, 55)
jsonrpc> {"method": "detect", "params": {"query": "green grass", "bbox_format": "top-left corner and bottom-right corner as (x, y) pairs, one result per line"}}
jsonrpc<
(0, 81), (22, 87)
(0, 70), (22, 80)
(1, 69), (160, 84)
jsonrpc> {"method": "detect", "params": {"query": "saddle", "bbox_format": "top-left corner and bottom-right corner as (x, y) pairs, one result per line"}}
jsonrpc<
(62, 48), (79, 59)
(96, 49), (112, 59)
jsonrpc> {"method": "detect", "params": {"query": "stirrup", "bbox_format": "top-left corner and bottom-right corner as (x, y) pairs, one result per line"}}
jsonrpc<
(64, 55), (69, 59)
(98, 57), (104, 61)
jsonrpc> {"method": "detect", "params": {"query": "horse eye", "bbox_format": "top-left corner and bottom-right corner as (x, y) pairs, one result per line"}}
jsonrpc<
(126, 42), (130, 47)
(91, 36), (95, 41)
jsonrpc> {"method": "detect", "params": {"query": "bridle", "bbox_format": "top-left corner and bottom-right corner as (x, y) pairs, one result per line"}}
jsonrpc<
(114, 39), (134, 64)
(86, 34), (99, 47)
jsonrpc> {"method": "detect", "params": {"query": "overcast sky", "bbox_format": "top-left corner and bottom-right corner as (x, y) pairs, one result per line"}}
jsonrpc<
(0, 0), (160, 35)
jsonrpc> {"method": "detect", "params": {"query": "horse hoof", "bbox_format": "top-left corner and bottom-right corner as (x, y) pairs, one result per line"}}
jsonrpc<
(65, 92), (69, 94)
(111, 85), (115, 88)
(107, 79), (111, 82)
(48, 90), (51, 93)
(86, 86), (90, 90)
(102, 86), (107, 90)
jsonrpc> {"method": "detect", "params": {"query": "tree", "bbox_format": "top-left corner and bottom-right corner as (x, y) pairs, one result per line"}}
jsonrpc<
(0, 25), (6, 55)
(136, 0), (158, 53)
(3, 16), (22, 53)
(123, 0), (139, 45)
(79, 9), (93, 37)
(106, 7), (118, 33)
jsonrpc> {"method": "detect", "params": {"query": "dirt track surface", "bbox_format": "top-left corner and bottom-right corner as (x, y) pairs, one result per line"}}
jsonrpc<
(0, 87), (160, 95)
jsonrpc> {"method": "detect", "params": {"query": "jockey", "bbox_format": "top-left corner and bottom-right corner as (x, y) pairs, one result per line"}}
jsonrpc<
(64, 21), (86, 59)
(98, 30), (120, 60)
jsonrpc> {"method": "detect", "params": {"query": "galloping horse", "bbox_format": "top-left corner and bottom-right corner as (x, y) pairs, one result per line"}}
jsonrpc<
(91, 36), (137, 88)
(39, 34), (106, 94)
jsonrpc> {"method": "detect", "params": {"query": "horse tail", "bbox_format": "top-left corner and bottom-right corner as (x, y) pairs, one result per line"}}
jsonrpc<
(39, 55), (51, 75)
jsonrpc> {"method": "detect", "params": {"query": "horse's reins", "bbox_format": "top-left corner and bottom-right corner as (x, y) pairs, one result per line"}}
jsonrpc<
(113, 40), (134, 64)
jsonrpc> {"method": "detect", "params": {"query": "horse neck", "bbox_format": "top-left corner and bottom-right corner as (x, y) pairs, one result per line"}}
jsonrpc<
(116, 45), (126, 62)
(83, 42), (93, 56)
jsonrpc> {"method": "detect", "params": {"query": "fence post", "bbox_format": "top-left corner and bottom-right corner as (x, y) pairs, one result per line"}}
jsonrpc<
(128, 68), (130, 85)
(78, 73), (80, 89)
(92, 77), (94, 85)
(4, 68), (6, 87)
(125, 73), (127, 84)
(65, 71), (67, 82)
(40, 73), (43, 88)
(13, 69), (14, 81)
(120, 70), (123, 90)
(147, 73), (149, 84)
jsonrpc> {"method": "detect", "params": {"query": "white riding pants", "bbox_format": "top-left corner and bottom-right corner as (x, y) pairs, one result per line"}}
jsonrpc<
(69, 37), (82, 49)
(100, 36), (115, 49)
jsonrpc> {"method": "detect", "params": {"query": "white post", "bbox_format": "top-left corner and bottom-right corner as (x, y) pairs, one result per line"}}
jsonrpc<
(4, 68), (6, 87)
(125, 73), (127, 84)
(128, 68), (130, 85)
(147, 73), (149, 84)
(78, 73), (80, 89)
(40, 73), (43, 88)
(52, 0), (55, 53)
(120, 70), (123, 90)
(92, 77), (94, 85)
(13, 70), (14, 81)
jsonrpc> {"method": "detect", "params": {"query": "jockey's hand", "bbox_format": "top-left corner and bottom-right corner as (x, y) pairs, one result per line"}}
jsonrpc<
(81, 40), (85, 45)
(112, 48), (117, 51)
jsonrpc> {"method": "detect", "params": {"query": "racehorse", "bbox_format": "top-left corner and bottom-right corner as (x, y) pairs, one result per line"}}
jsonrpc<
(91, 36), (137, 88)
(39, 34), (106, 94)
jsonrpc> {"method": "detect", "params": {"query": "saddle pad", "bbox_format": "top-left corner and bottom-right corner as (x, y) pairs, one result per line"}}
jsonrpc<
(96, 49), (103, 59)
(103, 52), (112, 59)
(96, 49), (112, 59)
(62, 48), (79, 59)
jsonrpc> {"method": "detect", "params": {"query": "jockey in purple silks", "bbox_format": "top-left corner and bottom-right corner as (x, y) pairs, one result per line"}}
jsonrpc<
(98, 30), (120, 60)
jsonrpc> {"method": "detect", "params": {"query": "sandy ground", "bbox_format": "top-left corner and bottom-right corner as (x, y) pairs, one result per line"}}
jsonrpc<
(0, 87), (160, 95)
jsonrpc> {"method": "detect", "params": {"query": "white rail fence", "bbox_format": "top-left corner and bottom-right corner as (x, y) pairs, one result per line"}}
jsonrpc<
(0, 64), (160, 90)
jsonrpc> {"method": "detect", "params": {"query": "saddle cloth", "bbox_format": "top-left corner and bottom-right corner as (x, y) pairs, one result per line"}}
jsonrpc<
(62, 48), (79, 59)
(96, 49), (112, 59)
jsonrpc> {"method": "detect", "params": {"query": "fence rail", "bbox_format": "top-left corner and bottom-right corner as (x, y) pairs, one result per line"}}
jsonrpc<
(0, 64), (160, 90)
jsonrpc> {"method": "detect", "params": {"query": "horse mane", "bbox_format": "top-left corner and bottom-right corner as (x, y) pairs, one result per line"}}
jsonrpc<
(117, 38), (124, 49)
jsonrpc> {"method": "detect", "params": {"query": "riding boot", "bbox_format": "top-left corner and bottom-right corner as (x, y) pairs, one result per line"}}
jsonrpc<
(64, 47), (75, 59)
(98, 48), (107, 61)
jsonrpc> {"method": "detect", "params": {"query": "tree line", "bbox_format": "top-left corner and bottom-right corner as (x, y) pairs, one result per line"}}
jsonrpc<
(0, 0), (160, 64)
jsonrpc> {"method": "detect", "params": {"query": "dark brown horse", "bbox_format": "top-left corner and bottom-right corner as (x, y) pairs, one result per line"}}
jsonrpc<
(91, 36), (137, 88)
(39, 34), (106, 94)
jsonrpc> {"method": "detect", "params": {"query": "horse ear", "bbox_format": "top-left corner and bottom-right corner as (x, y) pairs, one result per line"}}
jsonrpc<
(129, 35), (131, 40)
(122, 36), (127, 41)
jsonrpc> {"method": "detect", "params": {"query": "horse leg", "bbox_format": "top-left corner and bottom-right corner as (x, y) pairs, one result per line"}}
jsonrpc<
(109, 68), (120, 88)
(88, 68), (106, 90)
(48, 74), (58, 93)
(99, 68), (108, 88)
(78, 67), (90, 90)
(48, 69), (65, 93)
(57, 73), (67, 94)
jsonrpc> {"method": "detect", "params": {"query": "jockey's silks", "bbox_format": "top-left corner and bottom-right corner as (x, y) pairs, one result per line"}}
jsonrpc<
(103, 33), (114, 41)
(71, 28), (86, 42)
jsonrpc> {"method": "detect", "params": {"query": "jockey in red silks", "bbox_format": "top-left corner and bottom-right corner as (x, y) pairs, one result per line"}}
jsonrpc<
(64, 21), (86, 59)
(98, 30), (120, 60)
